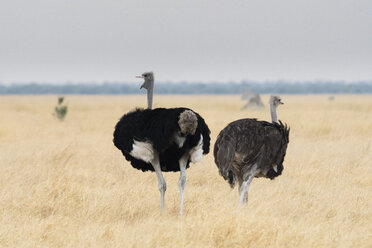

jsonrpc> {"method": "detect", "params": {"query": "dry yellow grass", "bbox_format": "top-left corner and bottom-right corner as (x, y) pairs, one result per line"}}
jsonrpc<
(0, 94), (371, 247)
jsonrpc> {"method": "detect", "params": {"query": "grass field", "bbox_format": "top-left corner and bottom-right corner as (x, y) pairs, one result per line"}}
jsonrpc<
(0, 95), (371, 247)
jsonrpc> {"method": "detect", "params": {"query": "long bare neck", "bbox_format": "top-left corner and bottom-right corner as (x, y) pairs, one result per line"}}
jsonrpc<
(270, 102), (278, 123)
(147, 81), (154, 109)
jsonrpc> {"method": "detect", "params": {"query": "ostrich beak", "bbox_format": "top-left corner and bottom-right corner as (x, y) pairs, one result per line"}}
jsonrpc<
(136, 75), (145, 89)
(279, 100), (284, 105)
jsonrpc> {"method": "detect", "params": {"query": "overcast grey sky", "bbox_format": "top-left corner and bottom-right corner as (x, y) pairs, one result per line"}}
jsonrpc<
(1, 0), (371, 83)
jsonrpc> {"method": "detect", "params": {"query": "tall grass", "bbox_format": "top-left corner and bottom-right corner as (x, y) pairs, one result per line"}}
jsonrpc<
(0, 95), (371, 247)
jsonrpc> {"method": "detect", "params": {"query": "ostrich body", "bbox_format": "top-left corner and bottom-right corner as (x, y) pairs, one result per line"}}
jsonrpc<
(213, 96), (289, 206)
(113, 72), (210, 215)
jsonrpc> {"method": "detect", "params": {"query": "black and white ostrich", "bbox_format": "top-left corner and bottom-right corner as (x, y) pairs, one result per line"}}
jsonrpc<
(213, 96), (289, 206)
(113, 72), (210, 215)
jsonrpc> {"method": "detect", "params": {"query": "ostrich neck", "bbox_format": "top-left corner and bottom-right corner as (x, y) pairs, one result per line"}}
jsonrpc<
(270, 103), (278, 123)
(147, 81), (154, 109)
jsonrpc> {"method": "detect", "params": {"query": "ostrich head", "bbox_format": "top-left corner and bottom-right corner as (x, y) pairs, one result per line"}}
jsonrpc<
(270, 95), (283, 107)
(137, 72), (154, 109)
(269, 95), (283, 123)
(178, 110), (198, 136)
(137, 72), (154, 89)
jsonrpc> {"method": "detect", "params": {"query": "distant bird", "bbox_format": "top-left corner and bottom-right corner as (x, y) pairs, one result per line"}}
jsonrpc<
(241, 90), (264, 110)
(113, 72), (210, 215)
(213, 96), (289, 206)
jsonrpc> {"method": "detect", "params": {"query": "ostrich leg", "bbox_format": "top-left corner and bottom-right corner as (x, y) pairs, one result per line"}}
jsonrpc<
(151, 153), (166, 210)
(178, 154), (188, 216)
(239, 165), (258, 206)
(238, 178), (248, 204)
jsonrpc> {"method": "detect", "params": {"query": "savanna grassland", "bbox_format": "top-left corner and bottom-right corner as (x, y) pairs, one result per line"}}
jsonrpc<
(0, 95), (371, 248)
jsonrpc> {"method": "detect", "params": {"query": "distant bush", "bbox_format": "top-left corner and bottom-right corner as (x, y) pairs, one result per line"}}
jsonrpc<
(54, 97), (68, 121)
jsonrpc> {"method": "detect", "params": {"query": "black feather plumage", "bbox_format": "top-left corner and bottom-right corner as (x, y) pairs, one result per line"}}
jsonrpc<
(214, 118), (289, 188)
(113, 107), (210, 172)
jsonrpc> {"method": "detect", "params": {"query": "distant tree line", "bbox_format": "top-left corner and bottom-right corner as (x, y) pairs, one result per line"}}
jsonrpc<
(0, 81), (371, 94)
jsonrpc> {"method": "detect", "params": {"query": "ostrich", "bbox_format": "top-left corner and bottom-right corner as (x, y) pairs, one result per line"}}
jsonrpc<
(213, 96), (289, 206)
(113, 72), (210, 215)
(241, 90), (264, 110)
